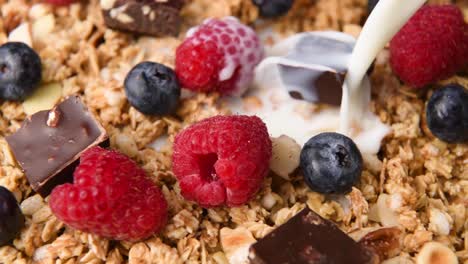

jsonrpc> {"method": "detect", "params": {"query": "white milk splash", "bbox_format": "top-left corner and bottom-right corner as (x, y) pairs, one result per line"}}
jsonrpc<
(225, 0), (427, 154)
(340, 0), (427, 135)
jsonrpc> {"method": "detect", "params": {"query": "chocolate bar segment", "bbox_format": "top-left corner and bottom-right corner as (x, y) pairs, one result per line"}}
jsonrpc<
(101, 0), (185, 37)
(249, 207), (377, 264)
(279, 64), (345, 106)
(6, 96), (108, 197)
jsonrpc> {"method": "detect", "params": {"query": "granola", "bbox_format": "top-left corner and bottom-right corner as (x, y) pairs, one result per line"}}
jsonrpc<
(0, 0), (467, 263)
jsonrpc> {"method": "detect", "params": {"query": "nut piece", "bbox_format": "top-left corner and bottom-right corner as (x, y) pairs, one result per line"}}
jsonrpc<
(101, 0), (117, 10)
(32, 14), (55, 41)
(46, 107), (61, 127)
(428, 208), (452, 236)
(220, 227), (256, 264)
(22, 82), (62, 115)
(8, 23), (33, 47)
(368, 194), (400, 227)
(358, 227), (402, 261)
(29, 4), (52, 20)
(416, 242), (458, 264)
(270, 135), (301, 180)
(382, 255), (413, 264)
(348, 227), (382, 242)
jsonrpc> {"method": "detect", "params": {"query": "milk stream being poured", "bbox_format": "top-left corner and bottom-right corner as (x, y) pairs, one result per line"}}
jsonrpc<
(222, 0), (428, 156)
(340, 0), (427, 135)
(151, 3), (427, 156)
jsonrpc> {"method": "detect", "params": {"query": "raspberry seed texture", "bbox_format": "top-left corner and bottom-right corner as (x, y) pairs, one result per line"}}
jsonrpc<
(390, 5), (468, 88)
(172, 115), (272, 207)
(175, 17), (264, 96)
(49, 147), (168, 241)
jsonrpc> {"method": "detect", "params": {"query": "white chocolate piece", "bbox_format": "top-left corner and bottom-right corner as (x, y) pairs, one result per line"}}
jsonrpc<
(22, 83), (62, 116)
(416, 242), (458, 264)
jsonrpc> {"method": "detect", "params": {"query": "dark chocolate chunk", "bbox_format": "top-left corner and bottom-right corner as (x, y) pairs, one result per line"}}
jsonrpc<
(101, 0), (185, 37)
(279, 64), (344, 106)
(248, 207), (377, 264)
(6, 96), (109, 197)
(272, 33), (356, 106)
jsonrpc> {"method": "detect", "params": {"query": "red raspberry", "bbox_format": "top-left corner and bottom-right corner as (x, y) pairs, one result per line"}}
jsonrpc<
(49, 147), (168, 241)
(390, 5), (468, 88)
(175, 17), (264, 96)
(172, 115), (272, 207)
(45, 0), (75, 5)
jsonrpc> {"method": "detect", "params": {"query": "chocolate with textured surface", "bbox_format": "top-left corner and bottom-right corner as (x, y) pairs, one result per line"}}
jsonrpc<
(6, 96), (109, 197)
(101, 0), (185, 37)
(248, 207), (377, 264)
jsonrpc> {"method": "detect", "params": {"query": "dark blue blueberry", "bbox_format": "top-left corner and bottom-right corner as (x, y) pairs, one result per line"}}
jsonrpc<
(252, 0), (294, 18)
(368, 0), (379, 14)
(0, 42), (42, 101)
(426, 84), (468, 143)
(0, 186), (24, 246)
(124, 61), (180, 115)
(300, 132), (363, 194)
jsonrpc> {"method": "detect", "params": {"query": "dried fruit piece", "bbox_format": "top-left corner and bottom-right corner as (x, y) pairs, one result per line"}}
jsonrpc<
(270, 135), (301, 180)
(22, 83), (62, 115)
(416, 242), (458, 264)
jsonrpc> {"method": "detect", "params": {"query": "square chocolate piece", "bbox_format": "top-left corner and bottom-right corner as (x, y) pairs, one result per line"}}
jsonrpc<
(6, 96), (109, 197)
(101, 0), (185, 37)
(249, 207), (377, 264)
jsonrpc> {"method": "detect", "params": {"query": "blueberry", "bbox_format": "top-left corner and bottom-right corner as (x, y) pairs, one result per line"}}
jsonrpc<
(0, 186), (24, 246)
(426, 84), (468, 143)
(252, 0), (294, 18)
(0, 42), (42, 101)
(300, 132), (363, 194)
(368, 0), (379, 14)
(124, 62), (180, 115)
